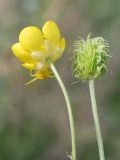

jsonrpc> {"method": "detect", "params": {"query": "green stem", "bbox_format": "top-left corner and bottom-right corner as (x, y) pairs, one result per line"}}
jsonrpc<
(49, 60), (77, 160)
(89, 80), (105, 160)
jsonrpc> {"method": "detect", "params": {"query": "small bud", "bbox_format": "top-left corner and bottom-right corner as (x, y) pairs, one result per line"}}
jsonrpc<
(72, 34), (110, 80)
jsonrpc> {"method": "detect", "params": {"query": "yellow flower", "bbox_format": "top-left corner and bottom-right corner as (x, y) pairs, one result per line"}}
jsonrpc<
(12, 20), (65, 83)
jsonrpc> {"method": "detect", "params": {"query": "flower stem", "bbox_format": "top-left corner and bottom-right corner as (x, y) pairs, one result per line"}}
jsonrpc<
(89, 80), (105, 160)
(48, 60), (77, 160)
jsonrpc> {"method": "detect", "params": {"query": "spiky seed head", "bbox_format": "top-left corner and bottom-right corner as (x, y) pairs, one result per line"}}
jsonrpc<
(72, 34), (110, 80)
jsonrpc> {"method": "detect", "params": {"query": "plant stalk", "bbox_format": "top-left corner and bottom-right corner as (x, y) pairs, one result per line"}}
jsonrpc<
(89, 80), (105, 160)
(49, 60), (77, 160)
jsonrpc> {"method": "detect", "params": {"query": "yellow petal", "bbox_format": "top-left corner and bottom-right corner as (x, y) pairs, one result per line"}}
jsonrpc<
(19, 26), (44, 52)
(49, 38), (65, 62)
(22, 63), (35, 70)
(61, 38), (65, 52)
(12, 43), (33, 62)
(42, 21), (61, 45)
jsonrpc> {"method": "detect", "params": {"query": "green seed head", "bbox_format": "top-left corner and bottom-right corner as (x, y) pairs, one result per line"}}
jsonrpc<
(72, 34), (110, 80)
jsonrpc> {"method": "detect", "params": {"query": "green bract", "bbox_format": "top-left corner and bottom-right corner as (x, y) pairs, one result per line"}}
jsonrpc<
(72, 35), (110, 80)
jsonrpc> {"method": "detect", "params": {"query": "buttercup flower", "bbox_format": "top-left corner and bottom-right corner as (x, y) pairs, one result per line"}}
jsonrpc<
(12, 20), (65, 83)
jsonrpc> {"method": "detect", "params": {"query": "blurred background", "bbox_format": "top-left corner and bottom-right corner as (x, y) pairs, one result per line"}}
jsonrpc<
(0, 0), (120, 159)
